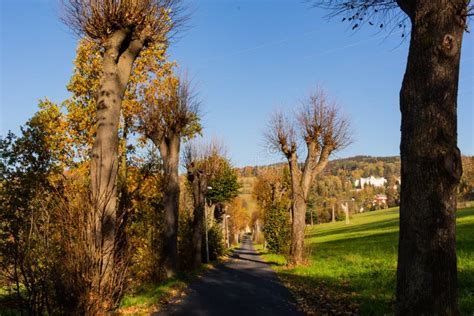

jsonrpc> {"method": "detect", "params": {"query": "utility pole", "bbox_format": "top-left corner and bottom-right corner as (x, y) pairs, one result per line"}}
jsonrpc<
(225, 214), (231, 248)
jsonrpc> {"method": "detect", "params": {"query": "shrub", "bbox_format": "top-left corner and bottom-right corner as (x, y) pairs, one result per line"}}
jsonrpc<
(203, 225), (225, 261)
(263, 202), (290, 254)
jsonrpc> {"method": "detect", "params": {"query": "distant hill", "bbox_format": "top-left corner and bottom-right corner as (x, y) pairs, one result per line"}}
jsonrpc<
(236, 155), (474, 218)
(237, 155), (401, 180)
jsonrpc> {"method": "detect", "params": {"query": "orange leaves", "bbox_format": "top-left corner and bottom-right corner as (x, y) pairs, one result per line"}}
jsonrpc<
(227, 197), (251, 231)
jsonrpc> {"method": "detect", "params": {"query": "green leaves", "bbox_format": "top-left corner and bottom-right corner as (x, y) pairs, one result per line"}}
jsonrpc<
(206, 159), (241, 205)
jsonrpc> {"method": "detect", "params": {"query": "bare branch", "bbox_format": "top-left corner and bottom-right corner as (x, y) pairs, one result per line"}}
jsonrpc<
(183, 139), (228, 179)
(61, 0), (186, 43)
(140, 74), (201, 146)
(264, 111), (298, 158)
(298, 86), (352, 155)
(308, 0), (408, 36)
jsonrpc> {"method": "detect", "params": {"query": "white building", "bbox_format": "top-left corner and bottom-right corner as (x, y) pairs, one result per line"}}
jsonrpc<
(355, 176), (387, 188)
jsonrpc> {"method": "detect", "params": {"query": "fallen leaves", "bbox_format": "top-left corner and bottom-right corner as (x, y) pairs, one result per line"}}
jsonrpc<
(278, 272), (360, 316)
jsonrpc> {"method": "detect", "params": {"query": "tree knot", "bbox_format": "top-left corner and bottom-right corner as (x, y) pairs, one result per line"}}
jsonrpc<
(440, 34), (458, 57)
(443, 146), (462, 183)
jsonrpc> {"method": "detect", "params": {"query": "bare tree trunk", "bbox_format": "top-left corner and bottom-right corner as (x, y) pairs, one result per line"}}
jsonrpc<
(331, 204), (335, 223)
(191, 201), (204, 268)
(395, 1), (465, 314)
(188, 171), (206, 269)
(290, 194), (307, 264)
(341, 202), (349, 225)
(160, 135), (180, 278)
(90, 29), (144, 295)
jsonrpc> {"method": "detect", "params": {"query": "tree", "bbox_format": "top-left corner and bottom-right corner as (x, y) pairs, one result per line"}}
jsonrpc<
(65, 37), (175, 270)
(226, 198), (251, 246)
(0, 107), (66, 313)
(266, 87), (351, 264)
(253, 169), (291, 253)
(61, 0), (182, 300)
(140, 75), (201, 278)
(184, 141), (240, 267)
(311, 1), (472, 313)
(458, 156), (474, 202)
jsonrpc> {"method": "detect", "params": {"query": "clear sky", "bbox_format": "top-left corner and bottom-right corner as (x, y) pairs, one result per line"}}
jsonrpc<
(1, 0), (473, 167)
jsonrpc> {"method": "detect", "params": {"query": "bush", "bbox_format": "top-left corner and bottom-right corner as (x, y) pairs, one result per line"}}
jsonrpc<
(263, 202), (290, 254)
(203, 225), (225, 261)
(177, 211), (195, 270)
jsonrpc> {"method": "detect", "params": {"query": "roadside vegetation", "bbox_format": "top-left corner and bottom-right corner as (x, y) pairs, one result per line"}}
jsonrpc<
(1, 0), (473, 314)
(257, 207), (474, 315)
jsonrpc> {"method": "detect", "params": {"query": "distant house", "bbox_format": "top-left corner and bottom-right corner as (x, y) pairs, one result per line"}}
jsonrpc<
(354, 176), (387, 188)
(372, 194), (388, 206)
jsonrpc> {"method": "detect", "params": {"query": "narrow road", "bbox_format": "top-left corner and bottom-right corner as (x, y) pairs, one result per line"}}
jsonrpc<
(155, 235), (304, 316)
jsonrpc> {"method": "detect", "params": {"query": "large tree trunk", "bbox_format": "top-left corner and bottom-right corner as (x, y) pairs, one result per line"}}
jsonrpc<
(288, 155), (306, 265)
(395, 1), (465, 314)
(191, 196), (205, 268)
(290, 193), (307, 264)
(89, 30), (144, 297)
(160, 135), (180, 278)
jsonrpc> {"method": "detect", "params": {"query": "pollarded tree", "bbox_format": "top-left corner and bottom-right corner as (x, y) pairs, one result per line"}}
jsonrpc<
(140, 75), (201, 278)
(266, 87), (351, 264)
(311, 1), (472, 314)
(61, 0), (182, 307)
(184, 141), (240, 267)
(64, 38), (175, 269)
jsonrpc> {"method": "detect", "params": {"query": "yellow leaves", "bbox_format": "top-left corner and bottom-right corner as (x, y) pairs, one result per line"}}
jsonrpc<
(30, 99), (72, 167)
(64, 36), (175, 163)
(227, 197), (251, 231)
(67, 39), (102, 98)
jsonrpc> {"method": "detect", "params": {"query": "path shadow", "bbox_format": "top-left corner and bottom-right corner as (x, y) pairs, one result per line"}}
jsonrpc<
(233, 250), (259, 256)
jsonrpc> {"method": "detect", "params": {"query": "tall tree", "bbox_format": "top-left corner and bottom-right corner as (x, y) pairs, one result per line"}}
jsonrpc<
(184, 141), (240, 267)
(311, 1), (471, 313)
(0, 103), (68, 314)
(140, 75), (201, 278)
(65, 38), (175, 265)
(61, 0), (182, 306)
(266, 88), (351, 264)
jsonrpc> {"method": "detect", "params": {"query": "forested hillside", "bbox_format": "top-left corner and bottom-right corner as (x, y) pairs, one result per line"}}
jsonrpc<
(239, 155), (474, 225)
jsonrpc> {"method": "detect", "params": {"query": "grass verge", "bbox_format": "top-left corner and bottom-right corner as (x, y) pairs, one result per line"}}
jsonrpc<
(257, 207), (474, 315)
(119, 263), (215, 315)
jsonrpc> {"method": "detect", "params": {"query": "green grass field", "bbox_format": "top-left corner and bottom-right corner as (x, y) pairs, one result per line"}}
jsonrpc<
(258, 207), (474, 315)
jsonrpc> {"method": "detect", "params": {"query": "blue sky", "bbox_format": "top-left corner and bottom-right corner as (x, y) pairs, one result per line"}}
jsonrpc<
(1, 0), (473, 167)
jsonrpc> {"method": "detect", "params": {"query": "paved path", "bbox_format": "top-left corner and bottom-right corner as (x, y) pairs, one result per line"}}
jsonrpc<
(155, 235), (304, 316)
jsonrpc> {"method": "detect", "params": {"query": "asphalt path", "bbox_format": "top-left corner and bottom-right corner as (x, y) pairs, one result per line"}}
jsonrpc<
(155, 235), (304, 316)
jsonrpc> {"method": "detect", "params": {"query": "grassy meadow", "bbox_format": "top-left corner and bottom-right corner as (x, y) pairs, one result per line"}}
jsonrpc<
(257, 207), (474, 315)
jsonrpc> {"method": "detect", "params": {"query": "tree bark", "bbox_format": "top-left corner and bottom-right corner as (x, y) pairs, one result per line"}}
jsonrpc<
(290, 193), (307, 264)
(288, 155), (306, 264)
(159, 134), (180, 278)
(188, 170), (206, 269)
(395, 1), (465, 314)
(90, 29), (144, 292)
